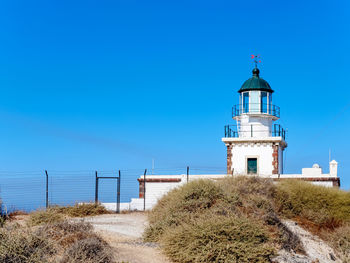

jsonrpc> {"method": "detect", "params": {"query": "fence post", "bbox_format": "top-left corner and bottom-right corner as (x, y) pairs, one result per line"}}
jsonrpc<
(117, 170), (121, 214)
(45, 170), (49, 209)
(95, 171), (99, 204)
(186, 166), (189, 182)
(143, 169), (147, 211)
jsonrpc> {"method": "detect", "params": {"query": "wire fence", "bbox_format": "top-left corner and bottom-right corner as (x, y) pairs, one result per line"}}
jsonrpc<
(0, 167), (227, 213)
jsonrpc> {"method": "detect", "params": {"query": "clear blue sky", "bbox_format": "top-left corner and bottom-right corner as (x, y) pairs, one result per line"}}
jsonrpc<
(0, 1), (349, 187)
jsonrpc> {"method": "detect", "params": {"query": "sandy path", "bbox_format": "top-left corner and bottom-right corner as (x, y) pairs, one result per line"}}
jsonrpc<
(82, 213), (171, 263)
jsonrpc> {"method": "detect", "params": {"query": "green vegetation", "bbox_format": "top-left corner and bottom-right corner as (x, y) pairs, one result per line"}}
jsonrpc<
(145, 177), (350, 263)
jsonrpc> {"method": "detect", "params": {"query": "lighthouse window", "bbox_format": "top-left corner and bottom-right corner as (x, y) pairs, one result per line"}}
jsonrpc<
(261, 92), (268, 113)
(243, 92), (249, 113)
(250, 91), (260, 113)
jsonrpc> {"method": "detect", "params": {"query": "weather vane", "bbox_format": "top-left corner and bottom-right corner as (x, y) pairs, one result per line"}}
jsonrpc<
(251, 54), (261, 68)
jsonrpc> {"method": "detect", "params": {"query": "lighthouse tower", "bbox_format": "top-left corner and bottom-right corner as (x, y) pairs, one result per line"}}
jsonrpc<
(222, 63), (287, 176)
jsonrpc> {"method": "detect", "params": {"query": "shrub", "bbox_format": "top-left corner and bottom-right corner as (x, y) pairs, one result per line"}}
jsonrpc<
(218, 176), (278, 223)
(275, 180), (350, 228)
(219, 176), (276, 199)
(0, 220), (116, 263)
(38, 220), (95, 248)
(61, 236), (114, 263)
(28, 203), (108, 226)
(28, 208), (65, 226)
(144, 179), (226, 241)
(145, 177), (305, 262)
(0, 225), (55, 263)
(53, 203), (109, 218)
(162, 215), (275, 263)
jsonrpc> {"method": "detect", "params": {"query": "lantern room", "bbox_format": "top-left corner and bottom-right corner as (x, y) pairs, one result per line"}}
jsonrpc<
(233, 68), (279, 119)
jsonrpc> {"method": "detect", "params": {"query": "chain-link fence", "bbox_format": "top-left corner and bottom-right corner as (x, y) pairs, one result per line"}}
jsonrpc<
(0, 167), (226, 213)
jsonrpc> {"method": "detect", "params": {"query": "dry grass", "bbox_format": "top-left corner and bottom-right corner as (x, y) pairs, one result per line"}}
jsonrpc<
(38, 221), (94, 248)
(28, 208), (65, 226)
(323, 224), (350, 263)
(275, 180), (350, 229)
(0, 220), (117, 263)
(53, 203), (109, 218)
(162, 214), (275, 263)
(0, 202), (124, 262)
(144, 179), (227, 242)
(61, 235), (114, 263)
(29, 203), (109, 226)
(0, 224), (56, 263)
(145, 176), (304, 262)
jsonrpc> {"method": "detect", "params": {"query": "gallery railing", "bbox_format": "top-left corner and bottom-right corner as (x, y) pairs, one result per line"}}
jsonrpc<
(232, 103), (280, 118)
(224, 124), (286, 140)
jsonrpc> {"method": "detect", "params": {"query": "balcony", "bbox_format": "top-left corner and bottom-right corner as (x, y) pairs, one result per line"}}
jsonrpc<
(224, 124), (286, 140)
(232, 103), (280, 118)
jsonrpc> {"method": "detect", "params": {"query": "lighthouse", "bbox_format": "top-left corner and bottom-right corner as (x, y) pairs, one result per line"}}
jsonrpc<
(222, 61), (287, 176)
(127, 60), (340, 211)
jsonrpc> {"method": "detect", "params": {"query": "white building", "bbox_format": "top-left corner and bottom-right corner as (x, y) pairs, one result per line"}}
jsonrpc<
(103, 64), (340, 211)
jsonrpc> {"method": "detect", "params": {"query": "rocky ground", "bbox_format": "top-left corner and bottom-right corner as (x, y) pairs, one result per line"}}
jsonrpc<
(273, 220), (340, 263)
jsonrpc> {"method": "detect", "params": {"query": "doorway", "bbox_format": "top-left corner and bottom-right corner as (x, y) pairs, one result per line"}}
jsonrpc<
(247, 158), (258, 174)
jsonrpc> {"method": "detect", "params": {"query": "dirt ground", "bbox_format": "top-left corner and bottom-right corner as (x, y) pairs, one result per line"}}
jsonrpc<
(81, 212), (171, 263)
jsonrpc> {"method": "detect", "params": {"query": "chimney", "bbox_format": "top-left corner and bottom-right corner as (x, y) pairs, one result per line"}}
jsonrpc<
(329, 160), (338, 177)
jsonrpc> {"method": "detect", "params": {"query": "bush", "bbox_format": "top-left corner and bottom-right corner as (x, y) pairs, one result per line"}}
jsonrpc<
(38, 220), (94, 248)
(145, 177), (305, 262)
(218, 176), (279, 223)
(0, 220), (116, 263)
(28, 203), (109, 226)
(0, 225), (55, 263)
(144, 179), (226, 241)
(275, 180), (350, 228)
(61, 236), (114, 263)
(28, 208), (65, 226)
(219, 176), (276, 199)
(162, 215), (275, 263)
(53, 203), (109, 218)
